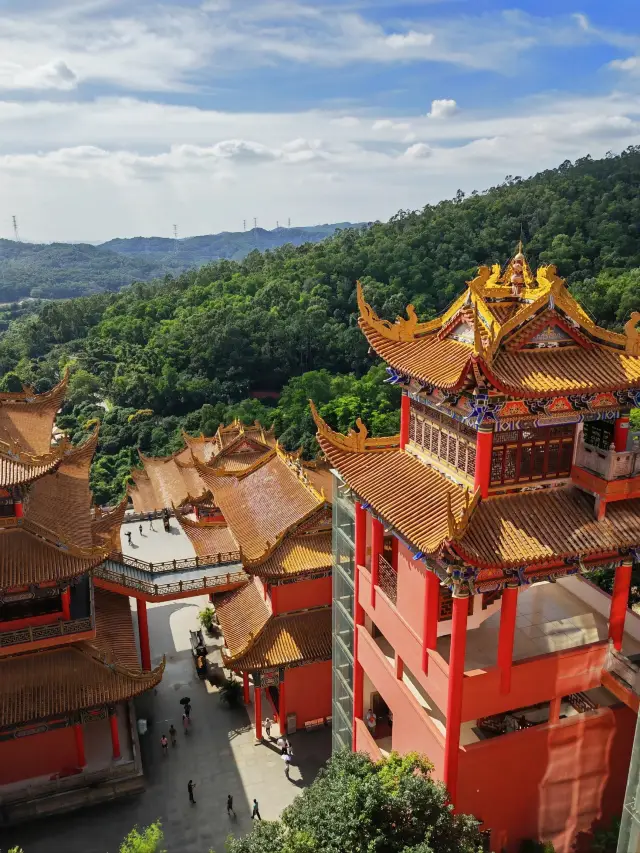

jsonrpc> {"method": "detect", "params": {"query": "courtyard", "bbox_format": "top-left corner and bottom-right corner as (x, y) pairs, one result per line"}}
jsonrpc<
(4, 593), (331, 853)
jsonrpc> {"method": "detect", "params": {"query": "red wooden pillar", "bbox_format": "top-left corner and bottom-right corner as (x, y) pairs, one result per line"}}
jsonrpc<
(136, 598), (151, 671)
(74, 722), (86, 768)
(370, 517), (384, 607)
(443, 595), (469, 802)
(61, 587), (71, 621)
(391, 536), (399, 571)
(609, 559), (633, 651)
(279, 677), (286, 732)
(474, 422), (494, 499)
(614, 415), (630, 452)
(243, 672), (250, 704)
(395, 654), (404, 680)
(353, 501), (366, 748)
(400, 394), (410, 450)
(549, 696), (561, 723)
(497, 585), (518, 694)
(255, 685), (263, 739)
(270, 584), (278, 614)
(422, 570), (440, 674)
(109, 707), (121, 760)
(14, 500), (23, 518)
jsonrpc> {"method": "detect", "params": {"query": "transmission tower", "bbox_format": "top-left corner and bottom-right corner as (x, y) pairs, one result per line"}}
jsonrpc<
(276, 220), (279, 229)
(243, 219), (246, 231)
(287, 217), (291, 228)
(12, 215), (20, 242)
(253, 217), (257, 229)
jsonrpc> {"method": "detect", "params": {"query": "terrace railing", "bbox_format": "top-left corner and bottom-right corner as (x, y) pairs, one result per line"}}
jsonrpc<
(377, 554), (397, 606)
(95, 564), (247, 598)
(575, 442), (640, 481)
(0, 616), (94, 650)
(107, 550), (242, 574)
(605, 642), (640, 694)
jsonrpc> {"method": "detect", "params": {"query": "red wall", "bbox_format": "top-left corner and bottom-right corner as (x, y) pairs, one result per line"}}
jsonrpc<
(457, 705), (636, 853)
(396, 544), (426, 638)
(284, 660), (331, 727)
(0, 725), (78, 785)
(274, 576), (331, 614)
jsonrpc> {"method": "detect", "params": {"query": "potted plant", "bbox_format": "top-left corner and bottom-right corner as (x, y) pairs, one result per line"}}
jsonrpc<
(219, 677), (243, 708)
(198, 606), (216, 636)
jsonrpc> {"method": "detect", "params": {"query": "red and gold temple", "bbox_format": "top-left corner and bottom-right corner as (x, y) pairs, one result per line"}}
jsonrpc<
(0, 375), (164, 817)
(317, 250), (640, 852)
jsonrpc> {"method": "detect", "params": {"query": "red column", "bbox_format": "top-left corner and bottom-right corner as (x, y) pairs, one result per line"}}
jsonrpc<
(443, 595), (469, 802)
(370, 517), (384, 607)
(109, 708), (121, 760)
(400, 394), (410, 450)
(74, 722), (86, 768)
(14, 500), (23, 518)
(422, 570), (440, 674)
(474, 423), (494, 499)
(255, 686), (263, 739)
(279, 677), (286, 732)
(270, 584), (278, 614)
(391, 536), (399, 571)
(137, 598), (151, 671)
(61, 587), (71, 621)
(497, 586), (518, 694)
(243, 672), (250, 704)
(353, 502), (366, 748)
(549, 696), (561, 723)
(609, 559), (633, 651)
(614, 415), (630, 452)
(395, 654), (404, 680)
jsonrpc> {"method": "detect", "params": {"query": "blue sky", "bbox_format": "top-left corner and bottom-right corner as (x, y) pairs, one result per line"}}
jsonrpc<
(0, 0), (639, 241)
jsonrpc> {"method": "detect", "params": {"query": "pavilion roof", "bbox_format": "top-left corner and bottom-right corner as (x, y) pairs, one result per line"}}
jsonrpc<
(0, 444), (67, 489)
(312, 404), (640, 575)
(172, 508), (239, 558)
(92, 495), (129, 552)
(215, 581), (331, 670)
(0, 372), (68, 457)
(0, 589), (164, 727)
(358, 256), (640, 398)
(0, 527), (105, 590)
(193, 449), (326, 561)
(245, 531), (332, 579)
(128, 452), (210, 513)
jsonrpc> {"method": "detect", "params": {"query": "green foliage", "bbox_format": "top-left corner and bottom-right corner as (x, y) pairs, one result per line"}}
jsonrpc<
(588, 816), (621, 853)
(198, 606), (216, 632)
(119, 821), (166, 853)
(225, 749), (484, 853)
(219, 677), (244, 708)
(519, 841), (555, 853)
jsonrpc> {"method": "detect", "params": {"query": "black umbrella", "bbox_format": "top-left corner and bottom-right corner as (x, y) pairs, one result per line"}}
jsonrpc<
(180, 697), (191, 705)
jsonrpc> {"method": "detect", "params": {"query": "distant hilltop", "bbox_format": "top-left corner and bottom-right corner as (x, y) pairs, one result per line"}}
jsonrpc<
(0, 222), (362, 302)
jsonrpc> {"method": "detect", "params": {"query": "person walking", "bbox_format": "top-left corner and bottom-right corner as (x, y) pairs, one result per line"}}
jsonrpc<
(285, 738), (291, 755)
(149, 519), (155, 532)
(139, 523), (143, 536)
(277, 735), (285, 754)
(252, 798), (262, 820)
(226, 794), (236, 817)
(184, 702), (192, 719)
(126, 530), (133, 546)
(264, 717), (272, 739)
(169, 724), (177, 746)
(188, 780), (196, 804)
(182, 712), (190, 735)
(283, 752), (292, 778)
(160, 734), (168, 754)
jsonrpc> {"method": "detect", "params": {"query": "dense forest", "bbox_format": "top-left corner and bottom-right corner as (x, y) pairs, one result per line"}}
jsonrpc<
(0, 223), (352, 301)
(2, 146), (640, 505)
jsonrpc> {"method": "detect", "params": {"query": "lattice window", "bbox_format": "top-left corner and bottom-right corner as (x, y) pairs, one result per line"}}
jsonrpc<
(490, 426), (576, 486)
(466, 443), (476, 477)
(447, 433), (457, 466)
(491, 448), (504, 483)
(409, 411), (418, 443)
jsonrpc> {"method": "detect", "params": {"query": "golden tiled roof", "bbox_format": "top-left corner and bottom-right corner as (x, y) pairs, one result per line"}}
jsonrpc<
(92, 495), (128, 551)
(23, 430), (98, 550)
(0, 448), (64, 488)
(197, 453), (325, 560)
(248, 531), (332, 578)
(216, 581), (331, 670)
(0, 373), (68, 457)
(313, 405), (469, 556)
(173, 509), (239, 558)
(302, 461), (333, 501)
(0, 589), (164, 727)
(458, 486), (640, 568)
(215, 580), (270, 657)
(0, 528), (102, 590)
(129, 453), (209, 513)
(209, 450), (273, 473)
(357, 259), (640, 397)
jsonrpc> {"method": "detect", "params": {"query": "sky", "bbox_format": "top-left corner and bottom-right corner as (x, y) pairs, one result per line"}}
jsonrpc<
(1, 0), (640, 242)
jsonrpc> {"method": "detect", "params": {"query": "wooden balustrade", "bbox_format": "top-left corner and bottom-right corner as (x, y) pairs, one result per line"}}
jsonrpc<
(95, 564), (247, 597)
(0, 615), (93, 649)
(107, 550), (242, 574)
(376, 554), (397, 605)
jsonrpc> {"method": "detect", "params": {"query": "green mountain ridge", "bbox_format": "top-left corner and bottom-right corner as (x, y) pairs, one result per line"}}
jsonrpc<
(0, 223), (358, 302)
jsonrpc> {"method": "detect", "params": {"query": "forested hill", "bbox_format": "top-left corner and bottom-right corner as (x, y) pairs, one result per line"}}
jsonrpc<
(0, 223), (354, 301)
(1, 146), (640, 504)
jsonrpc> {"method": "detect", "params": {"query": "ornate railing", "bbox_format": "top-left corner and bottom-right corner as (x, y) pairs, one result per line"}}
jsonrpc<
(605, 642), (640, 694)
(377, 554), (397, 605)
(95, 564), (247, 597)
(575, 443), (640, 481)
(107, 550), (242, 574)
(0, 616), (94, 649)
(564, 692), (599, 714)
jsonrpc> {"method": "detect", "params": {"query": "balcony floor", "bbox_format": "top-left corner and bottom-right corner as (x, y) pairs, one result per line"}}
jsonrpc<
(436, 581), (640, 671)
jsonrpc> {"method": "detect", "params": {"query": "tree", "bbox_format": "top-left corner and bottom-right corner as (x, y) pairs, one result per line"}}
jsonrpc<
(224, 750), (484, 853)
(119, 821), (165, 853)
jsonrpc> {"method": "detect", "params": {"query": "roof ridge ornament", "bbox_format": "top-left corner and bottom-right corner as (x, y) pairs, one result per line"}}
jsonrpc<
(625, 312), (640, 356)
(309, 400), (400, 453)
(356, 280), (420, 342)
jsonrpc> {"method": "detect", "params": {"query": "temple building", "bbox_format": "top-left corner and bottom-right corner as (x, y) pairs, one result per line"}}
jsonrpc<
(314, 252), (640, 853)
(0, 376), (164, 820)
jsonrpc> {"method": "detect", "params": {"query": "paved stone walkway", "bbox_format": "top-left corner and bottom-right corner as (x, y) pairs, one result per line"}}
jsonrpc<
(5, 596), (331, 853)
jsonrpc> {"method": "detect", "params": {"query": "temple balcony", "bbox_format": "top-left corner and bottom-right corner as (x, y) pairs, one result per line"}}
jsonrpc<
(572, 440), (640, 503)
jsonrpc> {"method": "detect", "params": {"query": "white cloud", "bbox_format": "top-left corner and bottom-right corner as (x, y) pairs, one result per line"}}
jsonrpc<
(0, 59), (77, 91)
(428, 98), (458, 119)
(610, 57), (640, 74)
(384, 31), (434, 50)
(403, 142), (432, 160)
(373, 119), (411, 132)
